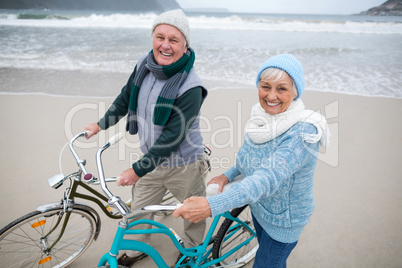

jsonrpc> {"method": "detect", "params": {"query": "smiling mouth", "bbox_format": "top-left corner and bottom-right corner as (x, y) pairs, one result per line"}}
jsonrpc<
(161, 51), (172, 56)
(266, 101), (280, 107)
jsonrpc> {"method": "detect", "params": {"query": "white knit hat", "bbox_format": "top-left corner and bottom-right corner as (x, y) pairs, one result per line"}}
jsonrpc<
(152, 9), (190, 46)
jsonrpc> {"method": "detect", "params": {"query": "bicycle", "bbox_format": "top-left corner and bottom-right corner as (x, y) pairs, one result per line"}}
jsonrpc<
(0, 132), (258, 268)
(0, 131), (131, 267)
(95, 133), (259, 268)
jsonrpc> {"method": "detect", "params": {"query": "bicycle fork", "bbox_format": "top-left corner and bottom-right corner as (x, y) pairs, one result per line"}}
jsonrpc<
(39, 204), (73, 255)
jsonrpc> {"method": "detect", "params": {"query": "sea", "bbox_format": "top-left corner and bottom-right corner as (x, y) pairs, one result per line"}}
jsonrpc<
(1, 9), (402, 98)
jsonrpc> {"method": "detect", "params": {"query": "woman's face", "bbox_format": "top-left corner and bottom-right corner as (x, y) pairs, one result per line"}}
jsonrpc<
(152, 24), (187, 66)
(258, 72), (297, 115)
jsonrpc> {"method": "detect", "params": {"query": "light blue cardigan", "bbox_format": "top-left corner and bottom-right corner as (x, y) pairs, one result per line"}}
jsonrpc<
(207, 122), (319, 243)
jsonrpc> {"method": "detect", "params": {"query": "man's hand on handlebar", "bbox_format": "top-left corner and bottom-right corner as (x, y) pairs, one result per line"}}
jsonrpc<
(117, 168), (140, 186)
(84, 123), (101, 139)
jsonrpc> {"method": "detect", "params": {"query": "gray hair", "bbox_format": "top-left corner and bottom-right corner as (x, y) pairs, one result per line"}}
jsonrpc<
(258, 68), (298, 97)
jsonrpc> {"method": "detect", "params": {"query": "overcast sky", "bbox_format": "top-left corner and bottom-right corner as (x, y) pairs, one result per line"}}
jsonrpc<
(176, 0), (386, 15)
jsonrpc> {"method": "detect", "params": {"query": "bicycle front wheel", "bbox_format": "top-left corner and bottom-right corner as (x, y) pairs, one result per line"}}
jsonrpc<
(212, 205), (258, 267)
(0, 207), (97, 268)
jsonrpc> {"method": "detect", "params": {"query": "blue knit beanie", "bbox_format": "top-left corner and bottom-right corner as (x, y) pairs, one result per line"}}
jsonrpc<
(256, 54), (304, 99)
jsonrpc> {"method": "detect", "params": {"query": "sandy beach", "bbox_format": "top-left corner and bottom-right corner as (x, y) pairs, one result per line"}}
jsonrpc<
(1, 84), (401, 267)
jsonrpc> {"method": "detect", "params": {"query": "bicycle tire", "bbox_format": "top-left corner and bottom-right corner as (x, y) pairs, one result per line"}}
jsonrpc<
(212, 205), (258, 266)
(0, 207), (97, 268)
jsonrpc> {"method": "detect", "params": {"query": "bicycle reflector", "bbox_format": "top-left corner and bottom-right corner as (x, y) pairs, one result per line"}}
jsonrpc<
(38, 256), (52, 264)
(31, 220), (46, 228)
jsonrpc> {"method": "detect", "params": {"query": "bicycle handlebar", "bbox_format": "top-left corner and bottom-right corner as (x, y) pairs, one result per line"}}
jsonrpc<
(69, 131), (90, 176)
(108, 132), (124, 146)
(54, 132), (180, 216)
(66, 131), (122, 185)
(95, 133), (131, 215)
(95, 133), (181, 217)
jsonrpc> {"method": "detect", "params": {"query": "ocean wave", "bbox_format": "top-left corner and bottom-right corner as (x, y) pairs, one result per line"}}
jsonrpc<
(0, 11), (401, 34)
(18, 13), (70, 20)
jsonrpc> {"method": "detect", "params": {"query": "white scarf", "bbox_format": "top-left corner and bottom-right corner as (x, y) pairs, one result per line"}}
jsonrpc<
(245, 99), (330, 147)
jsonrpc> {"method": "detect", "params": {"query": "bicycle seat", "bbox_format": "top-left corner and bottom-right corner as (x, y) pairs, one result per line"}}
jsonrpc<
(206, 174), (244, 196)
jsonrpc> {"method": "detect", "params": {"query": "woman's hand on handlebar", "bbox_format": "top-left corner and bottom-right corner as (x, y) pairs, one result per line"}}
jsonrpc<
(84, 123), (101, 139)
(173, 196), (212, 223)
(207, 174), (229, 194)
(116, 168), (140, 187)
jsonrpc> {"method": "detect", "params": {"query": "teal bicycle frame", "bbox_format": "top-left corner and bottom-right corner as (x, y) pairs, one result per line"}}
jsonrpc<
(95, 133), (257, 268)
(98, 210), (256, 268)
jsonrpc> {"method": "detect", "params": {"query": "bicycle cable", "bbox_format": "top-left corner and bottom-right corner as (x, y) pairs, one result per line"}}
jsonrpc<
(63, 177), (73, 211)
(58, 141), (69, 175)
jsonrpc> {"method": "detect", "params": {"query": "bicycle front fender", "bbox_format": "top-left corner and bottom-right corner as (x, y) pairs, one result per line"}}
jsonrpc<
(36, 201), (63, 212)
(35, 201), (102, 240)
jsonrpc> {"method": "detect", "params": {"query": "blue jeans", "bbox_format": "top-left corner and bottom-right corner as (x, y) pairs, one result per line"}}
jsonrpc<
(252, 215), (298, 268)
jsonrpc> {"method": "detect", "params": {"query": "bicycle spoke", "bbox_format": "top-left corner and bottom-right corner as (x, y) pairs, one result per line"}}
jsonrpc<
(212, 206), (258, 266)
(0, 208), (96, 268)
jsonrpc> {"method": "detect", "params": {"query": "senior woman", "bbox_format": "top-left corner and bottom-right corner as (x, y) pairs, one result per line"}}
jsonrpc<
(85, 9), (208, 267)
(173, 54), (329, 268)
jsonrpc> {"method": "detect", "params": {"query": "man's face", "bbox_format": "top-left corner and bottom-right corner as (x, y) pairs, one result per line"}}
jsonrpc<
(152, 24), (187, 66)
